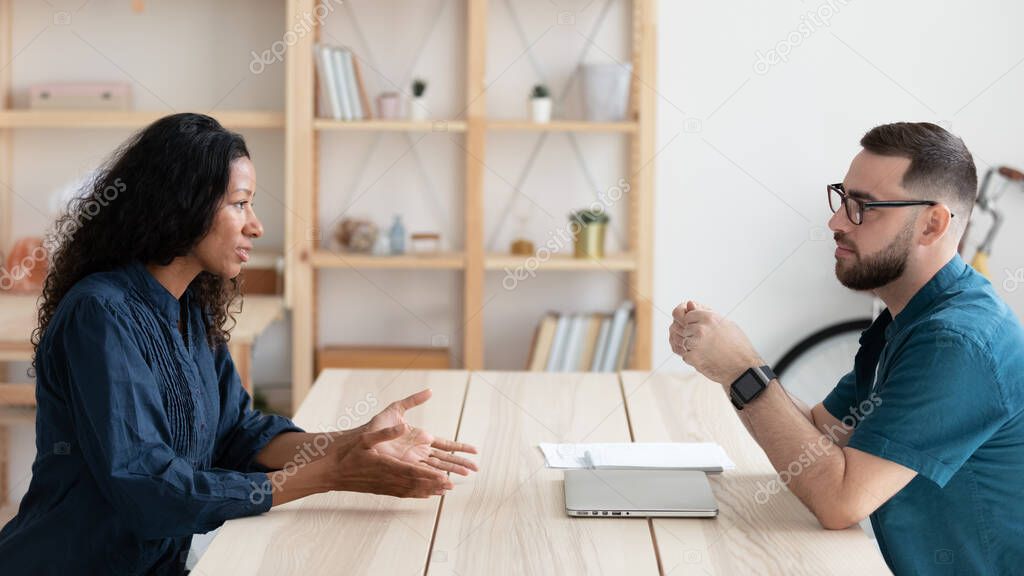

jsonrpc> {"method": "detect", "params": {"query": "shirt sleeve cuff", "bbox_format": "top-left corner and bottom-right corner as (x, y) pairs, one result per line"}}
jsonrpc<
(822, 392), (851, 423)
(847, 429), (957, 488)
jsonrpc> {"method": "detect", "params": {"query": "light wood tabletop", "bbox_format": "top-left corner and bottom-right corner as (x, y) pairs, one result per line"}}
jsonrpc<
(194, 370), (891, 576)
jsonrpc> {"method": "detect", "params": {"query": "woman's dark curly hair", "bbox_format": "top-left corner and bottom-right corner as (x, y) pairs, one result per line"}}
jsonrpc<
(32, 113), (250, 368)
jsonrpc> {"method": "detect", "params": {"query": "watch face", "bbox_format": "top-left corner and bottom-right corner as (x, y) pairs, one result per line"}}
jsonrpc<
(734, 372), (764, 401)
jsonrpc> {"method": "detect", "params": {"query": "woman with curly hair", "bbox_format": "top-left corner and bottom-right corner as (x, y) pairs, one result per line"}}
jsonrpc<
(0, 113), (476, 575)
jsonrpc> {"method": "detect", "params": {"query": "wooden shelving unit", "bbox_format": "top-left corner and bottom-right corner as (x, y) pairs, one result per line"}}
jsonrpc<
(284, 0), (657, 407)
(0, 1), (657, 412)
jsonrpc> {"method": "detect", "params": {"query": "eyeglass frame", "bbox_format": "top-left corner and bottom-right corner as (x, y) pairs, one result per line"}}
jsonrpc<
(827, 182), (954, 225)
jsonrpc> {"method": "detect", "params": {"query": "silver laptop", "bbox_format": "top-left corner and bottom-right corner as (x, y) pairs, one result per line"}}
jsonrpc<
(564, 469), (718, 518)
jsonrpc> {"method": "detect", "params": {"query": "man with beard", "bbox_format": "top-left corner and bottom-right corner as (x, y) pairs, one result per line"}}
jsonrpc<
(669, 122), (1024, 574)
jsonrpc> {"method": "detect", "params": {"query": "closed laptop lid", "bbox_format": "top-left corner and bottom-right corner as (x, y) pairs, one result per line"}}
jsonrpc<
(564, 469), (718, 517)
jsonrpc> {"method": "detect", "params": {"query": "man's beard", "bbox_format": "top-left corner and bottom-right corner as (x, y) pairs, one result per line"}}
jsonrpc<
(835, 221), (915, 291)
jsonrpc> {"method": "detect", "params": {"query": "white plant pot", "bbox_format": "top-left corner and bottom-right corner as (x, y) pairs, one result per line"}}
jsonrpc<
(530, 97), (552, 123)
(409, 96), (428, 121)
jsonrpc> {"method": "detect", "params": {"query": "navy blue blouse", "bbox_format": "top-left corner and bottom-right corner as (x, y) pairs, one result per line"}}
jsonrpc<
(0, 261), (302, 574)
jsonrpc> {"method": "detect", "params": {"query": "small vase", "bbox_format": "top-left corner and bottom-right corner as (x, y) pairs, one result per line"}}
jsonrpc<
(388, 215), (406, 255)
(530, 97), (552, 123)
(573, 223), (606, 259)
(409, 96), (428, 121)
(377, 92), (401, 119)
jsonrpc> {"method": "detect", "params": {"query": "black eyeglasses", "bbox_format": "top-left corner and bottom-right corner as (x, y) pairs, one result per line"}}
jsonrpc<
(827, 183), (953, 225)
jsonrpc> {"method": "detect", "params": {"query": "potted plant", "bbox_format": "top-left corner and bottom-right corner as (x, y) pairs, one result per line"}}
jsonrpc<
(530, 84), (552, 123)
(569, 209), (609, 258)
(409, 78), (428, 121)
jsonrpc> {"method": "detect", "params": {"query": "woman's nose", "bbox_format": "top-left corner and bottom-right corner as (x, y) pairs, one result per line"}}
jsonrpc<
(246, 213), (264, 238)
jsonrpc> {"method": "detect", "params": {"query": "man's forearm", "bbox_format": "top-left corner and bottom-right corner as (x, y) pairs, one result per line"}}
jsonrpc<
(737, 384), (812, 437)
(738, 380), (849, 525)
(783, 388), (813, 422)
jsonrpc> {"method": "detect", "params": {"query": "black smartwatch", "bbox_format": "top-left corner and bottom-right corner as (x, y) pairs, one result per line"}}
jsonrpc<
(729, 365), (776, 410)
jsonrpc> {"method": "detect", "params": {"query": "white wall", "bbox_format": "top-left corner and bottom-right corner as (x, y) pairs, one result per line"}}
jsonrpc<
(653, 0), (1024, 377)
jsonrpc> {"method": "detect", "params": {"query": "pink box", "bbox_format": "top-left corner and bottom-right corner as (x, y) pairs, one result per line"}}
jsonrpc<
(29, 82), (131, 110)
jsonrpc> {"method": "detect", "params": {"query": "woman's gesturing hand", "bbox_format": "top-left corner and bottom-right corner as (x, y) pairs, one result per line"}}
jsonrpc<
(361, 389), (479, 476)
(324, 424), (455, 498)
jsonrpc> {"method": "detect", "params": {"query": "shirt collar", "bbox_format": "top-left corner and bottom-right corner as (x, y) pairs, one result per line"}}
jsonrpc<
(861, 308), (892, 346)
(886, 254), (967, 339)
(125, 260), (187, 328)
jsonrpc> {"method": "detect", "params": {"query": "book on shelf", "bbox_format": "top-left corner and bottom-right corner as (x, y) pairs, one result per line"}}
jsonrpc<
(527, 302), (635, 373)
(350, 56), (373, 119)
(527, 314), (558, 371)
(314, 44), (372, 121)
(590, 316), (612, 372)
(577, 315), (603, 371)
(314, 44), (341, 120)
(545, 314), (571, 372)
(330, 47), (354, 120)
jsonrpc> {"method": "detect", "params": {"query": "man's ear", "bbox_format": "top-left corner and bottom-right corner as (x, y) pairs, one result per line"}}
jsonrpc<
(919, 205), (952, 246)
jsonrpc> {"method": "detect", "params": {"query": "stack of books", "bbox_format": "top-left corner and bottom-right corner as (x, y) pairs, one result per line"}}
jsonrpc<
(527, 302), (635, 372)
(314, 44), (372, 121)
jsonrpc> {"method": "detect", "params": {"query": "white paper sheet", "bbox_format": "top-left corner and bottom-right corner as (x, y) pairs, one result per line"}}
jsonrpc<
(538, 442), (735, 473)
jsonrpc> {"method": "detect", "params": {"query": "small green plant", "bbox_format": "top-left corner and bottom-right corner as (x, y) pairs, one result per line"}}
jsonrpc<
(412, 78), (427, 98)
(569, 208), (610, 225)
(531, 84), (550, 99)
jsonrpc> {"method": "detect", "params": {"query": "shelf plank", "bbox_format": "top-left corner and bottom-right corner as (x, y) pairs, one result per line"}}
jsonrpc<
(0, 109), (284, 129)
(311, 249), (465, 270)
(487, 120), (637, 133)
(314, 118), (467, 132)
(484, 252), (636, 271)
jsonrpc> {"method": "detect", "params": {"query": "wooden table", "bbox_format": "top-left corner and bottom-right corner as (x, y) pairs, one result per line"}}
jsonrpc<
(195, 370), (890, 575)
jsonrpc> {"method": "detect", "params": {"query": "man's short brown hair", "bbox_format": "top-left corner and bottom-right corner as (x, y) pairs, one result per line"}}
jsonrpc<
(860, 122), (978, 228)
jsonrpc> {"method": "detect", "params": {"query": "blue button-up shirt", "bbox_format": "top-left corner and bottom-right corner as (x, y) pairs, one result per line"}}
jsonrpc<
(824, 255), (1024, 574)
(0, 262), (301, 574)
